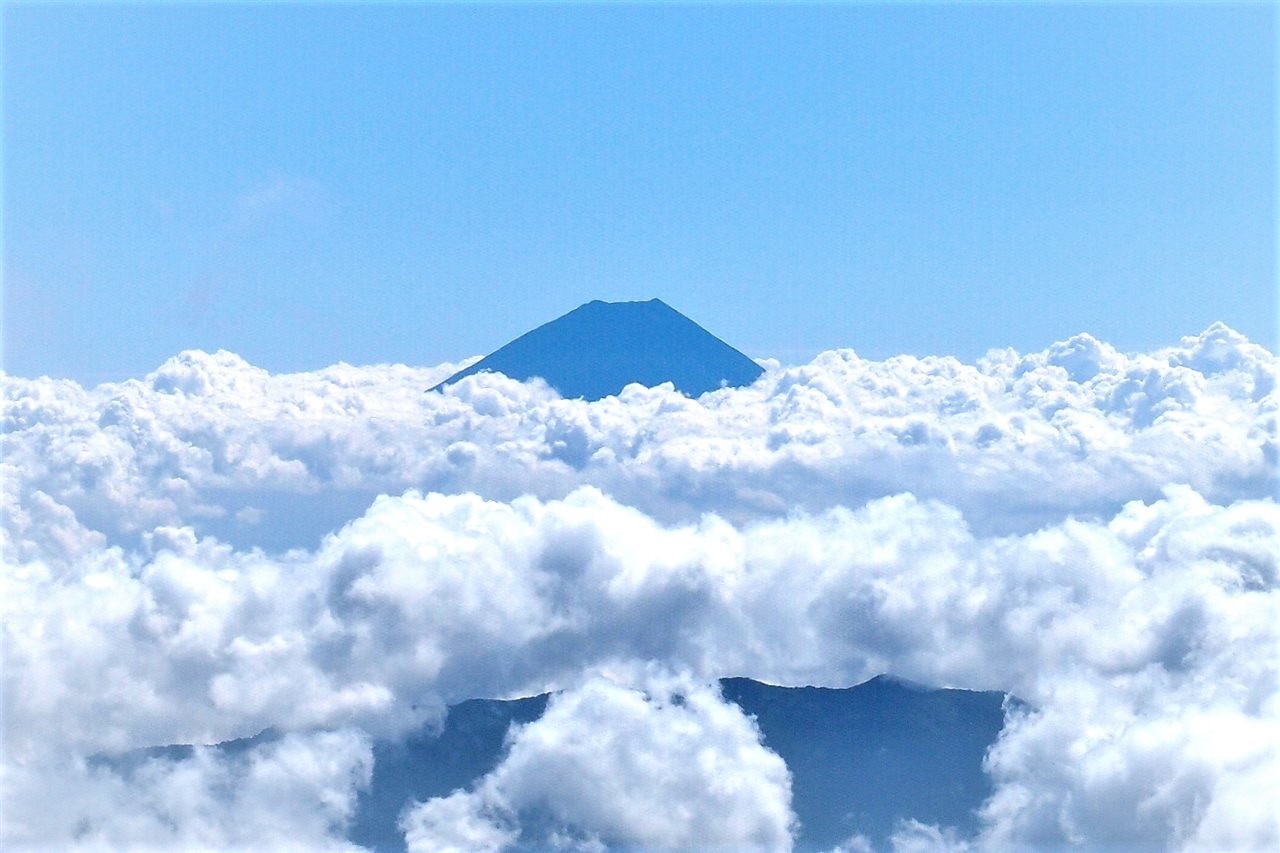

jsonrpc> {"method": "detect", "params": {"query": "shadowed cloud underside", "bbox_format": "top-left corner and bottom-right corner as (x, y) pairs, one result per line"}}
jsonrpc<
(431, 299), (764, 401)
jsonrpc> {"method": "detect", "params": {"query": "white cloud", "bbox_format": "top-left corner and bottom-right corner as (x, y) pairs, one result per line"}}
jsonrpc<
(399, 789), (518, 853)
(401, 672), (794, 852)
(4, 729), (372, 852)
(3, 325), (1273, 552)
(2, 326), (1277, 849)
(4, 483), (1276, 848)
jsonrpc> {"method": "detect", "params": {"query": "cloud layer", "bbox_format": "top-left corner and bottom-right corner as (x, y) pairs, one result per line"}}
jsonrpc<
(3, 325), (1277, 850)
(4, 323), (1274, 552)
(5, 729), (372, 852)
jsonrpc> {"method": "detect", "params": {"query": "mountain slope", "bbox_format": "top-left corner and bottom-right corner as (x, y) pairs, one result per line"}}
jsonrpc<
(430, 299), (764, 401)
(349, 694), (551, 851)
(100, 676), (1012, 851)
(349, 676), (1010, 851)
(721, 675), (1010, 849)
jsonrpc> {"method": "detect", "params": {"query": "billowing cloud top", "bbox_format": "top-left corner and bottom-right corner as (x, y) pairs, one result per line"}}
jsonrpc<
(4, 323), (1274, 551)
(3, 325), (1277, 851)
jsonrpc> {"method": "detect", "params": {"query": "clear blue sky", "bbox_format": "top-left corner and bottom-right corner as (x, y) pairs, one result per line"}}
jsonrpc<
(3, 3), (1275, 383)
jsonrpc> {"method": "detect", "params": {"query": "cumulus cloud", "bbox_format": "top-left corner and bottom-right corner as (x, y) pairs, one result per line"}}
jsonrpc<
(2, 326), (1277, 850)
(830, 820), (975, 853)
(4, 483), (1277, 848)
(401, 672), (794, 852)
(4, 729), (372, 852)
(3, 324), (1273, 552)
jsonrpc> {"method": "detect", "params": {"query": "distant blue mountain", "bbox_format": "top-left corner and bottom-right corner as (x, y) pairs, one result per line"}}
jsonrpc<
(345, 676), (1010, 851)
(430, 299), (764, 401)
(100, 677), (1012, 851)
(349, 694), (551, 851)
(720, 675), (1012, 850)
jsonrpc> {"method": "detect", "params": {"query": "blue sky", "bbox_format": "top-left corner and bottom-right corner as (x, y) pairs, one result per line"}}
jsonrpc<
(3, 2), (1275, 384)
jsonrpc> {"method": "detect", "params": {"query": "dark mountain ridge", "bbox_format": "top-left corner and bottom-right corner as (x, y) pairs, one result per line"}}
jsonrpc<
(430, 299), (764, 401)
(360, 675), (1012, 850)
(103, 676), (1013, 851)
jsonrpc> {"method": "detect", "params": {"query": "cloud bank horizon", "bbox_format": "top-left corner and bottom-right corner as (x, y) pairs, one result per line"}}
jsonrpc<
(3, 322), (1277, 850)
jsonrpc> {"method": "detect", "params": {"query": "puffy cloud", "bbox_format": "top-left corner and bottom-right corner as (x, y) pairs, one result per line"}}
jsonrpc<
(4, 483), (1277, 848)
(401, 672), (794, 852)
(831, 821), (977, 853)
(3, 325), (1274, 552)
(979, 680), (1280, 851)
(2, 326), (1277, 850)
(4, 729), (372, 852)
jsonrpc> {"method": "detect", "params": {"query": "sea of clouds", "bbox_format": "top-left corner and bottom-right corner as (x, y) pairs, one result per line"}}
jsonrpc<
(2, 322), (1277, 851)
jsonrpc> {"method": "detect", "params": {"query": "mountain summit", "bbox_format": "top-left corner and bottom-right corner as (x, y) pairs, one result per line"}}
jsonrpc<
(430, 299), (763, 401)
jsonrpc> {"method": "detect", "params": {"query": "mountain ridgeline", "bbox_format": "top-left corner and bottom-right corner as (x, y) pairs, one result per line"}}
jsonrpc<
(430, 299), (764, 401)
(101, 676), (1013, 851)
(351, 676), (1011, 851)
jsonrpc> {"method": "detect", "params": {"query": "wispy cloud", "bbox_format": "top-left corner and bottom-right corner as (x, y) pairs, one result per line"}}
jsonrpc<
(230, 174), (330, 233)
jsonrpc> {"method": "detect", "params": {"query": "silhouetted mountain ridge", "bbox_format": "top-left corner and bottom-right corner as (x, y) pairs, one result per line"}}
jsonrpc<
(720, 675), (1013, 849)
(431, 299), (764, 401)
(102, 676), (1013, 851)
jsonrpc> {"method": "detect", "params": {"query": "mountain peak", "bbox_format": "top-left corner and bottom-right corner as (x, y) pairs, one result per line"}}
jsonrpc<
(431, 299), (763, 401)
